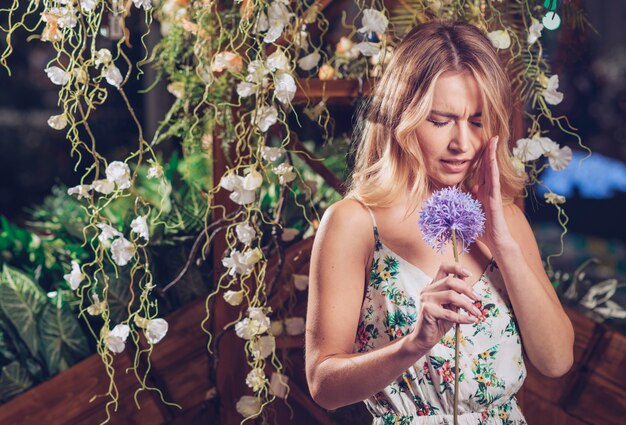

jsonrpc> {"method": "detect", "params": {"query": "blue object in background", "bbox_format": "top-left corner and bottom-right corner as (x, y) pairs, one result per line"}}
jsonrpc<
(537, 151), (626, 199)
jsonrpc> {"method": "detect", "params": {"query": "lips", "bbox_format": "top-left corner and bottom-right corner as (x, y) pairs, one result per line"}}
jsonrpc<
(440, 159), (470, 173)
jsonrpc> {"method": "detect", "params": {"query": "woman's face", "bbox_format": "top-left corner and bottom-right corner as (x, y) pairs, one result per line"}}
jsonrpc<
(415, 71), (485, 189)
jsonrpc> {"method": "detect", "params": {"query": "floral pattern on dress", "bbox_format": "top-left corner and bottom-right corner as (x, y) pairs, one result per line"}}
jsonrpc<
(354, 217), (527, 424)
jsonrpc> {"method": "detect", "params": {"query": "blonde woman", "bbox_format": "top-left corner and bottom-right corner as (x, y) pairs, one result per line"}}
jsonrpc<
(305, 21), (574, 424)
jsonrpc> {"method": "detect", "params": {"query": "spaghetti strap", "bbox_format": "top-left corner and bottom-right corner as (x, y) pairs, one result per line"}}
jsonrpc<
(353, 200), (382, 248)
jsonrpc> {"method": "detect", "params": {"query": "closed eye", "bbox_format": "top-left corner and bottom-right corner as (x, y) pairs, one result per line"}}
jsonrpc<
(471, 121), (483, 128)
(428, 119), (449, 128)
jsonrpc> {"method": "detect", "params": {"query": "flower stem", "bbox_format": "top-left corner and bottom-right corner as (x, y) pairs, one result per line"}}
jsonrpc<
(451, 228), (459, 425)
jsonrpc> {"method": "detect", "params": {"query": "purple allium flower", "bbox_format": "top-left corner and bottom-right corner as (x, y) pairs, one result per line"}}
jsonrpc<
(418, 187), (485, 254)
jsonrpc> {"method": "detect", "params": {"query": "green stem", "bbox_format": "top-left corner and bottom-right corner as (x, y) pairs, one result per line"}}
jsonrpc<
(451, 228), (459, 425)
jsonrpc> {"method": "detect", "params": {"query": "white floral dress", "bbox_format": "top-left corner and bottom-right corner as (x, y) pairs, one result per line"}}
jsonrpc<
(353, 205), (527, 425)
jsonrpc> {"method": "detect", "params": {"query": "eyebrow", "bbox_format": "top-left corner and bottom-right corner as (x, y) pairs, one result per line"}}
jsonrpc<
(430, 110), (482, 119)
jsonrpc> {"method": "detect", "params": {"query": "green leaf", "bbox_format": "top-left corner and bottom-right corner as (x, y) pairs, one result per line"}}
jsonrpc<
(38, 303), (91, 376)
(0, 361), (35, 402)
(107, 270), (132, 324)
(0, 265), (46, 359)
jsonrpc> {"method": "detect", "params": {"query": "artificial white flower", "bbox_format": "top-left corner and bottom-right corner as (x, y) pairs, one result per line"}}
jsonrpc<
(357, 9), (388, 34)
(57, 6), (78, 29)
(87, 294), (106, 316)
(336, 37), (359, 59)
(105, 324), (130, 353)
(235, 222), (256, 245)
(513, 137), (544, 162)
(211, 51), (244, 73)
(281, 227), (299, 242)
(261, 146), (285, 162)
(79, 0), (97, 12)
(252, 11), (269, 34)
(102, 65), (123, 88)
(220, 173), (256, 205)
(511, 156), (525, 176)
(267, 49), (290, 72)
(293, 274), (309, 291)
(544, 192), (566, 205)
(147, 161), (163, 179)
(224, 289), (244, 306)
(269, 320), (283, 336)
(91, 179), (114, 194)
(234, 312), (270, 340)
(235, 395), (261, 418)
(354, 41), (380, 57)
(41, 13), (63, 43)
(264, 1), (292, 44)
(539, 138), (572, 170)
(294, 30), (309, 50)
(542, 74), (564, 105)
(242, 169), (263, 191)
(97, 223), (122, 243)
(105, 161), (132, 190)
(250, 335), (275, 360)
(297, 51), (320, 71)
(269, 372), (289, 399)
(527, 19), (543, 45)
(370, 46), (393, 66)
(111, 237), (136, 266)
(254, 104), (278, 132)
(236, 82), (256, 98)
(131, 216), (149, 241)
(284, 317), (305, 335)
(132, 0), (152, 10)
(487, 30), (511, 50)
(272, 163), (296, 184)
(67, 184), (91, 199)
(146, 318), (168, 344)
(48, 113), (68, 130)
(73, 67), (89, 84)
(94, 48), (112, 68)
(245, 60), (270, 85)
(274, 72), (296, 105)
(63, 260), (84, 290)
(245, 368), (268, 393)
(45, 66), (69, 85)
(222, 247), (263, 276)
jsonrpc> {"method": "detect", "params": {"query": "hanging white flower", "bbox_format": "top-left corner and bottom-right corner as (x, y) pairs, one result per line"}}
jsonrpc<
(79, 0), (97, 12)
(513, 137), (544, 162)
(487, 30), (511, 50)
(254, 104), (278, 132)
(297, 51), (320, 71)
(354, 41), (381, 57)
(236, 82), (256, 98)
(105, 324), (130, 353)
(145, 318), (168, 344)
(274, 72), (296, 105)
(527, 19), (544, 45)
(57, 6), (78, 29)
(261, 146), (285, 162)
(48, 113), (68, 130)
(222, 247), (263, 276)
(544, 192), (566, 205)
(235, 222), (256, 245)
(245, 368), (268, 393)
(73, 67), (89, 84)
(97, 223), (122, 243)
(250, 335), (275, 360)
(87, 294), (106, 316)
(542, 74), (564, 105)
(281, 227), (299, 242)
(294, 30), (309, 51)
(224, 289), (245, 306)
(266, 49), (290, 72)
(63, 260), (85, 290)
(94, 48), (112, 68)
(336, 37), (359, 59)
(111, 237), (136, 266)
(45, 66), (69, 85)
(293, 274), (309, 291)
(264, 1), (292, 44)
(284, 317), (305, 335)
(357, 9), (388, 34)
(102, 65), (123, 88)
(147, 161), (163, 179)
(211, 51), (244, 73)
(252, 11), (269, 34)
(539, 138), (572, 170)
(67, 184), (91, 199)
(243, 168), (263, 191)
(272, 163), (296, 184)
(130, 216), (150, 241)
(236, 395), (262, 418)
(246, 60), (270, 85)
(105, 161), (132, 190)
(132, 0), (152, 10)
(220, 173), (256, 205)
(235, 315), (268, 340)
(269, 372), (289, 399)
(511, 156), (525, 176)
(91, 179), (115, 195)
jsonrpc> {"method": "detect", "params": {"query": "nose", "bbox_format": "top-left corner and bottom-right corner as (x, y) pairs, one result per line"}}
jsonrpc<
(448, 121), (471, 153)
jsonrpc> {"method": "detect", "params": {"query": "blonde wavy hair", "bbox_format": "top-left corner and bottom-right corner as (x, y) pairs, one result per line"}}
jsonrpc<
(345, 20), (526, 214)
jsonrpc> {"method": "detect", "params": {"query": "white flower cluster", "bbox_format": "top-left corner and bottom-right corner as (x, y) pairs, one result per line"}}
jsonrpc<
(103, 317), (168, 354)
(512, 134), (573, 173)
(67, 161), (133, 199)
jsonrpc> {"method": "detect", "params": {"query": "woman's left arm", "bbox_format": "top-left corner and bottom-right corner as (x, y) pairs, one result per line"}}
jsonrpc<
(474, 136), (575, 378)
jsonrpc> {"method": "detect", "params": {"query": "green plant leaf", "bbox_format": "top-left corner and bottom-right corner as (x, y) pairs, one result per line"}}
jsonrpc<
(0, 361), (35, 402)
(0, 265), (46, 359)
(38, 303), (91, 376)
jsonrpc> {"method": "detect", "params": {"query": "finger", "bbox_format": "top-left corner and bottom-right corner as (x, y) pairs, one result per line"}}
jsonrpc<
(438, 276), (480, 301)
(427, 302), (478, 325)
(432, 261), (472, 283)
(425, 290), (482, 317)
(490, 136), (501, 194)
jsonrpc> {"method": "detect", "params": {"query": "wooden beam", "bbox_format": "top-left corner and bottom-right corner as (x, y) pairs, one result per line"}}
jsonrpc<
(293, 79), (375, 102)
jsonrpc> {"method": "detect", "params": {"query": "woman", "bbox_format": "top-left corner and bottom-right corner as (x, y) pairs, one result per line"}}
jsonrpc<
(305, 21), (574, 424)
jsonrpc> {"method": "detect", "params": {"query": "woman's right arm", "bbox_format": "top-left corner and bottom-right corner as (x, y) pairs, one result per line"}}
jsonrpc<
(305, 200), (480, 410)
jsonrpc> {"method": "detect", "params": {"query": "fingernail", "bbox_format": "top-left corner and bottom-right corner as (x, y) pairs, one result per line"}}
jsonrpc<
(472, 307), (482, 316)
